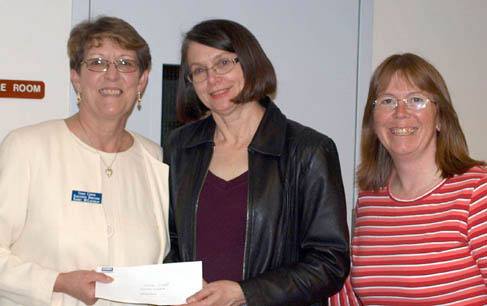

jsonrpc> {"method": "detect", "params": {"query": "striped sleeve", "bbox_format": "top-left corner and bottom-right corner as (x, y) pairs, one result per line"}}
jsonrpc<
(468, 171), (487, 285)
(328, 276), (361, 306)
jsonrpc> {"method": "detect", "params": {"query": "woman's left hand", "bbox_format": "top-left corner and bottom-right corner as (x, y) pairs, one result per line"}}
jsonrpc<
(183, 280), (246, 306)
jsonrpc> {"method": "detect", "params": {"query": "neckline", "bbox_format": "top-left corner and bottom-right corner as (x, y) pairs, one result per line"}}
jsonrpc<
(61, 119), (135, 155)
(388, 177), (447, 202)
(207, 170), (249, 186)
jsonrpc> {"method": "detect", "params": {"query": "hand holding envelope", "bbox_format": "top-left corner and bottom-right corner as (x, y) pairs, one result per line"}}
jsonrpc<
(95, 261), (202, 305)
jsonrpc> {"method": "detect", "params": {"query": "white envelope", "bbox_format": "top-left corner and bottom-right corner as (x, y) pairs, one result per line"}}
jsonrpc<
(95, 261), (202, 305)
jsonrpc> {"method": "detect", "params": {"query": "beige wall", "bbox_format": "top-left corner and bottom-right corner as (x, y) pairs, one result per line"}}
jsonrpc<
(0, 0), (72, 141)
(372, 0), (487, 160)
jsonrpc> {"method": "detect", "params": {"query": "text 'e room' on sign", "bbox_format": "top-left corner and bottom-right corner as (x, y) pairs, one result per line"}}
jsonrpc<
(0, 79), (45, 99)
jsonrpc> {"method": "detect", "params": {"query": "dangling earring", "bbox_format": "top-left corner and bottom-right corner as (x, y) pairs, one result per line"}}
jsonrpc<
(76, 92), (81, 106)
(436, 123), (441, 132)
(136, 92), (142, 111)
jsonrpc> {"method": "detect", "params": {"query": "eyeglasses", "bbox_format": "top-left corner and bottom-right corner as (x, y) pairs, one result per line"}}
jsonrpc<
(187, 57), (239, 83)
(374, 93), (434, 111)
(82, 58), (139, 73)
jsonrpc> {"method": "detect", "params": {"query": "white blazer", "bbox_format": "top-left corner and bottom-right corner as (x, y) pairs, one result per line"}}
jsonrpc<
(0, 120), (169, 306)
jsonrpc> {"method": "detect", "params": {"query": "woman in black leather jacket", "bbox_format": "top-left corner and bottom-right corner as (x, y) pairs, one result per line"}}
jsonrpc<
(164, 19), (350, 306)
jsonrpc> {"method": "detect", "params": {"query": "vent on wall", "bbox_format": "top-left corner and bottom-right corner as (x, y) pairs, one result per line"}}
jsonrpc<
(161, 64), (182, 147)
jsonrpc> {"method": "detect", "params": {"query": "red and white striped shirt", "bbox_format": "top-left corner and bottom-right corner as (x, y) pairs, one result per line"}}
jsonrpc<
(330, 167), (487, 305)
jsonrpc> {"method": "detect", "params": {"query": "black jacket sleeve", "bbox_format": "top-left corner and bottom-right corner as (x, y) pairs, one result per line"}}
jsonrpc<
(240, 136), (350, 306)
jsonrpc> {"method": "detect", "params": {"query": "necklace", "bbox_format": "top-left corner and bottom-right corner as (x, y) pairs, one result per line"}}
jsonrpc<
(99, 152), (118, 177)
(77, 117), (123, 178)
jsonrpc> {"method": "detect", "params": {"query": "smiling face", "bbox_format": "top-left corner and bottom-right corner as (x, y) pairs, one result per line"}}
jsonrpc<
(186, 42), (245, 116)
(373, 74), (439, 162)
(71, 38), (148, 123)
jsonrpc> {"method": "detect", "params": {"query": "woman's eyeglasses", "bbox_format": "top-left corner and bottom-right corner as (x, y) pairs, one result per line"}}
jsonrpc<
(374, 94), (434, 111)
(82, 58), (139, 73)
(187, 57), (239, 83)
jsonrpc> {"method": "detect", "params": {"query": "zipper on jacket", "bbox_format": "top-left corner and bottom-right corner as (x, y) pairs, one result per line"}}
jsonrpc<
(192, 170), (208, 260)
(242, 148), (252, 280)
(192, 146), (213, 261)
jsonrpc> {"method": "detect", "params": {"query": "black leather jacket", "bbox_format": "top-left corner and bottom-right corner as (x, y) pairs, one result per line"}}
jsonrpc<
(164, 97), (350, 306)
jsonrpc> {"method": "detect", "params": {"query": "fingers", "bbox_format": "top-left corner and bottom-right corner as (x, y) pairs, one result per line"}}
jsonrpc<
(184, 280), (246, 306)
(54, 270), (112, 305)
(92, 271), (113, 283)
(187, 287), (212, 303)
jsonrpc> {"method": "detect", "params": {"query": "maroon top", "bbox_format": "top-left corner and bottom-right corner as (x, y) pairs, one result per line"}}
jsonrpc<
(196, 171), (248, 282)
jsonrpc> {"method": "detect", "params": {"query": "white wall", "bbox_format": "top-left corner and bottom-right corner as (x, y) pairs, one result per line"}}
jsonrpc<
(372, 0), (487, 160)
(0, 0), (72, 140)
(5, 0), (483, 229)
(73, 0), (363, 223)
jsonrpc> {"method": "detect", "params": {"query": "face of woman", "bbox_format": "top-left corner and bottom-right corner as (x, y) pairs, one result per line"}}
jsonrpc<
(373, 74), (439, 162)
(186, 42), (245, 116)
(71, 38), (148, 122)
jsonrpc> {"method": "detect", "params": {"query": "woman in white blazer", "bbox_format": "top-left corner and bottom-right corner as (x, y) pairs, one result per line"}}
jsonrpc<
(0, 16), (169, 306)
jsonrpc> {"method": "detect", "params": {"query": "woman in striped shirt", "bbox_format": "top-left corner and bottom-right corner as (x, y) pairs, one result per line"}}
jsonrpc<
(331, 53), (486, 305)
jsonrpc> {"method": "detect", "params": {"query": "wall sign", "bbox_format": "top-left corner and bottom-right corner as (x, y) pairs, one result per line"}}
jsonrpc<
(0, 79), (45, 99)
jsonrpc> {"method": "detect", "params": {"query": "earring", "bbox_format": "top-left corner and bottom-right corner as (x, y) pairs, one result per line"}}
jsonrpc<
(436, 123), (440, 132)
(76, 92), (81, 106)
(136, 92), (142, 111)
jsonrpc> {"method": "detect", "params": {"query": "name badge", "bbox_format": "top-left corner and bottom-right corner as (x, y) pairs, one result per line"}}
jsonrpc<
(71, 190), (102, 204)
(101, 266), (114, 273)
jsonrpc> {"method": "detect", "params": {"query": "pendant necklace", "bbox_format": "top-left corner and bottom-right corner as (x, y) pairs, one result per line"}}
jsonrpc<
(100, 152), (118, 177)
(78, 117), (122, 178)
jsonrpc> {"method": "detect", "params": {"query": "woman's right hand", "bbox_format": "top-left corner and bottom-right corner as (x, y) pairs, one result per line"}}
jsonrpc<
(53, 270), (113, 305)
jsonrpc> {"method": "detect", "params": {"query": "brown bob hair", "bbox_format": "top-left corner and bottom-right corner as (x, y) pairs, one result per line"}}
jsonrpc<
(176, 19), (276, 123)
(68, 16), (151, 73)
(357, 53), (484, 191)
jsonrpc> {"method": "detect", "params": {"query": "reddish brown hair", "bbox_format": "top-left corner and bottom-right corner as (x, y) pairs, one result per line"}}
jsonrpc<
(357, 53), (484, 191)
